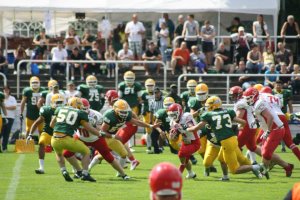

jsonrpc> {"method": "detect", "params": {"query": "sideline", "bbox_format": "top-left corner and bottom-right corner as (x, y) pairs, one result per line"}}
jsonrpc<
(5, 154), (25, 200)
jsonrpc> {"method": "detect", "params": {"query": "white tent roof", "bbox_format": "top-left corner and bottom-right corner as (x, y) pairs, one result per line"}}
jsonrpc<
(0, 0), (280, 15)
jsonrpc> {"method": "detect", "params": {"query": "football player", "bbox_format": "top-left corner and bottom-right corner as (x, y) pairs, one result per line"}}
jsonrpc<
(20, 76), (45, 137)
(253, 83), (263, 92)
(38, 80), (58, 107)
(50, 97), (101, 182)
(141, 78), (155, 152)
(149, 162), (182, 200)
(27, 94), (65, 174)
(186, 96), (263, 178)
(0, 91), (7, 134)
(63, 98), (130, 180)
(77, 75), (105, 112)
(243, 88), (293, 178)
(45, 80), (66, 106)
(167, 103), (200, 179)
(180, 79), (197, 112)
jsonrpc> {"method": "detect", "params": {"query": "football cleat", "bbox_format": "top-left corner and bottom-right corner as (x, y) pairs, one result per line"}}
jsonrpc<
(186, 172), (197, 179)
(259, 164), (269, 179)
(285, 163), (294, 177)
(252, 167), (263, 179)
(195, 83), (209, 101)
(35, 169), (45, 174)
(62, 170), (73, 182)
(30, 76), (40, 90)
(219, 177), (230, 181)
(204, 168), (210, 177)
(121, 174), (131, 180)
(130, 160), (140, 170)
(186, 79), (197, 95)
(81, 173), (96, 182)
(205, 96), (222, 111)
(86, 75), (97, 88)
(113, 99), (130, 120)
(67, 97), (83, 109)
(124, 71), (135, 86)
(209, 166), (217, 173)
(73, 171), (82, 179)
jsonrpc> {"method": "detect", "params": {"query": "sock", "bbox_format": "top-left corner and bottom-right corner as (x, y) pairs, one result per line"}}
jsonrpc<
(120, 158), (127, 168)
(223, 174), (229, 179)
(60, 167), (66, 172)
(39, 159), (44, 170)
(252, 164), (260, 171)
(290, 145), (300, 161)
(88, 157), (100, 171)
(281, 141), (286, 149)
(128, 136), (135, 148)
(82, 170), (88, 176)
(248, 151), (257, 164)
(179, 164), (185, 173)
(128, 156), (135, 162)
(187, 170), (193, 175)
(146, 134), (152, 148)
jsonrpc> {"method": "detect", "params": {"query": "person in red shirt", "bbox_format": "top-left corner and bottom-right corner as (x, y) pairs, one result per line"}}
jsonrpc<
(171, 42), (190, 77)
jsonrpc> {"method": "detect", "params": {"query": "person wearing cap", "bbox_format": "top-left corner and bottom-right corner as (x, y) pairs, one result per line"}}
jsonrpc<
(64, 81), (77, 102)
(167, 84), (181, 105)
(32, 28), (50, 59)
(142, 42), (162, 76)
(70, 47), (84, 81)
(230, 26), (253, 65)
(45, 81), (66, 106)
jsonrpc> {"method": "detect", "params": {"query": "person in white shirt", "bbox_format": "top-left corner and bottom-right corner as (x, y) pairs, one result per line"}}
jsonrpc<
(50, 41), (68, 80)
(64, 81), (77, 102)
(1, 86), (17, 152)
(117, 42), (134, 72)
(157, 22), (169, 64)
(125, 14), (146, 60)
(252, 14), (269, 53)
(45, 82), (66, 106)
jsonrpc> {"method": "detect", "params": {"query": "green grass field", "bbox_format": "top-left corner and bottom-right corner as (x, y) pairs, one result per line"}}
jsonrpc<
(0, 145), (299, 200)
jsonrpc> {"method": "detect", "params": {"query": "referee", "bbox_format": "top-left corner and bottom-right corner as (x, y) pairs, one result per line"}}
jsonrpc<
(149, 87), (164, 154)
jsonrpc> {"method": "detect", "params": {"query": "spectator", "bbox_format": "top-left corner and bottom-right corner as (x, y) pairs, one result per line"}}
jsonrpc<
(117, 42), (134, 73)
(70, 47), (84, 81)
(278, 62), (292, 88)
(104, 44), (117, 78)
(32, 28), (49, 59)
(82, 28), (96, 53)
(1, 86), (17, 152)
(13, 45), (27, 75)
(291, 64), (300, 94)
(85, 41), (102, 75)
(171, 41), (190, 77)
(182, 14), (200, 51)
(231, 26), (253, 65)
(112, 23), (126, 52)
(264, 64), (279, 87)
(253, 14), (269, 53)
(215, 42), (234, 73)
(0, 49), (8, 76)
(64, 81), (77, 101)
(190, 45), (207, 74)
(157, 22), (169, 64)
(262, 45), (275, 71)
(235, 60), (246, 74)
(275, 42), (293, 71)
(224, 17), (243, 34)
(246, 44), (263, 73)
(142, 42), (161, 76)
(64, 27), (80, 57)
(174, 15), (185, 47)
(280, 15), (300, 55)
(155, 13), (175, 41)
(167, 84), (182, 105)
(200, 20), (215, 66)
(50, 41), (68, 80)
(125, 14), (146, 60)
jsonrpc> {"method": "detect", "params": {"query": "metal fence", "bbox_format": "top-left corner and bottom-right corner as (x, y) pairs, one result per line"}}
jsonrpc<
(0, 34), (8, 57)
(0, 72), (7, 86)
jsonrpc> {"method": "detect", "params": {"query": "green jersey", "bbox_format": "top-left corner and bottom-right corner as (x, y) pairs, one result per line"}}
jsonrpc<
(154, 108), (170, 131)
(180, 91), (195, 112)
(54, 106), (89, 137)
(39, 105), (55, 135)
(118, 81), (142, 108)
(103, 109), (132, 134)
(78, 84), (105, 111)
(200, 109), (236, 142)
(272, 89), (292, 113)
(200, 126), (221, 146)
(141, 90), (154, 114)
(22, 87), (46, 120)
(0, 92), (4, 114)
(188, 97), (204, 123)
(41, 90), (49, 99)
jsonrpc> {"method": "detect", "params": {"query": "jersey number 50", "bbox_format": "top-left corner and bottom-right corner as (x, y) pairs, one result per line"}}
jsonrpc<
(57, 109), (78, 125)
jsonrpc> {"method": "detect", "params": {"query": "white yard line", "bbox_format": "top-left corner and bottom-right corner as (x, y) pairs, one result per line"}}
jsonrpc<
(5, 154), (25, 200)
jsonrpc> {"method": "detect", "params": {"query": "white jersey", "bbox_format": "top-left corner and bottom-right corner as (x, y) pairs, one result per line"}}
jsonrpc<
(75, 109), (103, 143)
(253, 99), (283, 132)
(64, 90), (77, 101)
(45, 91), (66, 106)
(234, 98), (257, 129)
(259, 93), (284, 116)
(170, 112), (199, 144)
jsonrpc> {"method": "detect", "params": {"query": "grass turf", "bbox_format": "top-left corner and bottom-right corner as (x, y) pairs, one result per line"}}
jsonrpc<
(0, 145), (299, 200)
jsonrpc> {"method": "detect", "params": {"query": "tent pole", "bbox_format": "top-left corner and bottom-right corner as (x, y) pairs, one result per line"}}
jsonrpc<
(105, 13), (108, 51)
(217, 11), (221, 46)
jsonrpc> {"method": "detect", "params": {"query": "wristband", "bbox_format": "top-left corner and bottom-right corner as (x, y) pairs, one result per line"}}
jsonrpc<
(111, 134), (116, 138)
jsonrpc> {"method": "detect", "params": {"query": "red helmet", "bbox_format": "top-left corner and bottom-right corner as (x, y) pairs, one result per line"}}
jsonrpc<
(81, 98), (90, 113)
(149, 162), (182, 200)
(229, 86), (243, 103)
(105, 90), (119, 106)
(260, 86), (272, 94)
(167, 103), (183, 122)
(243, 87), (259, 105)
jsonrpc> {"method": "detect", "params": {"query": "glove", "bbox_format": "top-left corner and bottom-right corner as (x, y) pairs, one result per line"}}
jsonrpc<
(20, 114), (24, 122)
(26, 134), (33, 144)
(260, 130), (270, 140)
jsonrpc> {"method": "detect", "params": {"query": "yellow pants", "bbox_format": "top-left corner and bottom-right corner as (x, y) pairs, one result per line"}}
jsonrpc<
(38, 132), (52, 146)
(203, 141), (220, 168)
(143, 112), (153, 134)
(198, 136), (207, 155)
(168, 133), (182, 151)
(105, 137), (128, 158)
(51, 134), (89, 155)
(131, 106), (139, 116)
(26, 118), (43, 133)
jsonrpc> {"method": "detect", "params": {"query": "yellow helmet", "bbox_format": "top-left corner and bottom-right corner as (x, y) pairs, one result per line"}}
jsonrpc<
(195, 83), (209, 101)
(30, 76), (40, 90)
(48, 80), (58, 91)
(51, 93), (65, 108)
(124, 71), (135, 86)
(186, 79), (197, 94)
(86, 75), (97, 88)
(163, 97), (175, 109)
(145, 78), (156, 93)
(113, 99), (130, 120)
(67, 97), (83, 109)
(205, 96), (222, 111)
(253, 84), (263, 92)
